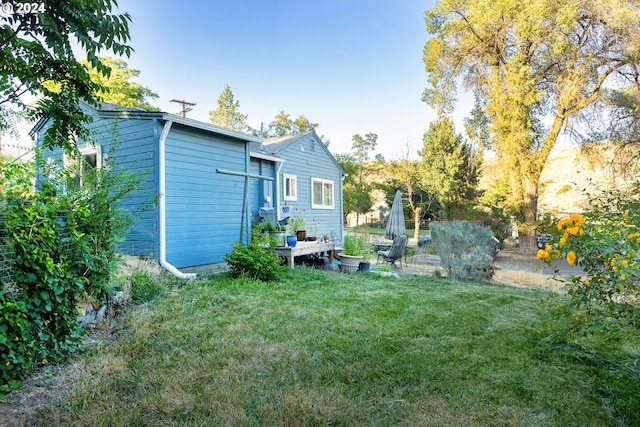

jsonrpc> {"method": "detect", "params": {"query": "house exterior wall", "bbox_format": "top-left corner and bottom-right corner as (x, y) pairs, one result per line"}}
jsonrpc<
(276, 135), (343, 239)
(33, 104), (295, 271)
(103, 117), (159, 258)
(249, 158), (275, 223)
(34, 111), (159, 259)
(163, 125), (248, 268)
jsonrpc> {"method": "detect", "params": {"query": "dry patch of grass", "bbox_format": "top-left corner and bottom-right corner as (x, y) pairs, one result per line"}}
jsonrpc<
(493, 268), (566, 292)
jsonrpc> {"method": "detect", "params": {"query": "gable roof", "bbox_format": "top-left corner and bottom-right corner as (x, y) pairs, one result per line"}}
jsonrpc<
(263, 131), (315, 154)
(263, 130), (345, 175)
(29, 100), (262, 145)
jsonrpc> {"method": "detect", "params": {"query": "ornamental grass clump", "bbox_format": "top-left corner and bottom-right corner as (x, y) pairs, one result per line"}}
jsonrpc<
(540, 186), (640, 328)
(431, 221), (496, 280)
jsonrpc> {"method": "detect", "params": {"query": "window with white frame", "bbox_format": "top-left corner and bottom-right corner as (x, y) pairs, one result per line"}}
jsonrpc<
(283, 174), (297, 201)
(69, 145), (102, 187)
(311, 177), (334, 209)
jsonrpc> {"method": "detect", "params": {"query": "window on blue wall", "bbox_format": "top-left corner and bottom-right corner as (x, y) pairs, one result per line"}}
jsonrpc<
(311, 178), (334, 209)
(65, 144), (102, 189)
(284, 174), (297, 201)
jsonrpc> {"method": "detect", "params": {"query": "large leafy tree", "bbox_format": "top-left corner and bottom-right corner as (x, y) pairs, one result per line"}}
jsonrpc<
(579, 85), (640, 180)
(0, 0), (132, 154)
(419, 116), (479, 219)
(335, 133), (379, 226)
(209, 84), (248, 132)
(384, 145), (438, 240)
(335, 153), (359, 222)
(265, 111), (319, 137)
(84, 57), (159, 112)
(349, 133), (378, 225)
(423, 0), (640, 250)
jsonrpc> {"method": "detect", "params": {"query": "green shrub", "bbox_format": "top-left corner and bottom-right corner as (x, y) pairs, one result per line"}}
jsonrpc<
(0, 141), (146, 391)
(1, 184), (85, 390)
(540, 184), (640, 327)
(224, 227), (285, 282)
(60, 145), (146, 306)
(431, 221), (495, 280)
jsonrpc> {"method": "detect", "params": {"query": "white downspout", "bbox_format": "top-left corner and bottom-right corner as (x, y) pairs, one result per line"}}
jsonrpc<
(159, 120), (197, 280)
(275, 160), (284, 220)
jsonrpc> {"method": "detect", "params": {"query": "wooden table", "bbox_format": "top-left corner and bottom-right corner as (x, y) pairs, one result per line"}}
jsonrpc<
(275, 241), (336, 269)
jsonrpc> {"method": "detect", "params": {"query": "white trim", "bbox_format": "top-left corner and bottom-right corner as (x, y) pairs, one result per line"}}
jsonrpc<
(311, 177), (334, 209)
(250, 150), (283, 163)
(284, 173), (297, 201)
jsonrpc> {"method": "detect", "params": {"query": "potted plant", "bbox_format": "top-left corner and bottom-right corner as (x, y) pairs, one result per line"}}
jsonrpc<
(307, 223), (318, 241)
(379, 264), (392, 277)
(340, 234), (368, 274)
(359, 247), (373, 272)
(289, 216), (306, 241)
(322, 233), (330, 243)
(265, 219), (286, 247)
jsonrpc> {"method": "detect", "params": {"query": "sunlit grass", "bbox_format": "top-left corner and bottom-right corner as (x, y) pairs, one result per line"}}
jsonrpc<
(30, 268), (640, 426)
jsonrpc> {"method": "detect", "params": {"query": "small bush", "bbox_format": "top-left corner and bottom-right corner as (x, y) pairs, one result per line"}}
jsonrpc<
(224, 227), (285, 282)
(540, 184), (640, 327)
(431, 221), (495, 280)
(130, 271), (163, 304)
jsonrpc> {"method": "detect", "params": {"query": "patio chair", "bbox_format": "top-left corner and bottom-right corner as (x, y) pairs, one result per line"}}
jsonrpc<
(377, 234), (408, 269)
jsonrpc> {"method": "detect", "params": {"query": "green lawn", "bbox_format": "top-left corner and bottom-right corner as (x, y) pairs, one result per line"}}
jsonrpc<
(32, 269), (639, 426)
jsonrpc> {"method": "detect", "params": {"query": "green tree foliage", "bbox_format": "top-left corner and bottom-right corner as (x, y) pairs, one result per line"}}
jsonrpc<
(579, 86), (640, 180)
(349, 133), (378, 223)
(419, 116), (479, 219)
(209, 84), (248, 132)
(351, 133), (378, 163)
(423, 0), (640, 250)
(335, 153), (359, 221)
(0, 0), (132, 154)
(0, 139), (146, 390)
(540, 187), (640, 328)
(83, 57), (159, 111)
(266, 111), (319, 137)
(381, 146), (437, 240)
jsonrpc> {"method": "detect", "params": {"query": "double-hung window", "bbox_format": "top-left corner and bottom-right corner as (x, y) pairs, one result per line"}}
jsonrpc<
(311, 178), (334, 209)
(284, 174), (297, 201)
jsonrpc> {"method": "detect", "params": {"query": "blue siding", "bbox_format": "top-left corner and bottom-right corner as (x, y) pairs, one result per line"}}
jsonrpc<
(35, 103), (282, 270)
(84, 115), (158, 258)
(276, 134), (343, 239)
(249, 159), (275, 223)
(36, 111), (159, 259)
(164, 126), (247, 268)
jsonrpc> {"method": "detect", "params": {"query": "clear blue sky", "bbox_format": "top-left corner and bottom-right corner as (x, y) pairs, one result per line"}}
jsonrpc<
(114, 0), (443, 159)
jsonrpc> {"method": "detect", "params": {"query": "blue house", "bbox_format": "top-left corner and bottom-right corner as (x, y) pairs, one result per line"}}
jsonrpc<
(262, 131), (345, 239)
(31, 102), (344, 277)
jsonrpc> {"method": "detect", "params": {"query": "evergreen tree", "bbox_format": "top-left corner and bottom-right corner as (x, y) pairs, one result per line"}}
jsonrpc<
(419, 117), (478, 219)
(209, 85), (248, 132)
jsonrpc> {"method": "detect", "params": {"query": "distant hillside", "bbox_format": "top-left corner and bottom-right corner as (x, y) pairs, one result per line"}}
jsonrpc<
(479, 146), (624, 215)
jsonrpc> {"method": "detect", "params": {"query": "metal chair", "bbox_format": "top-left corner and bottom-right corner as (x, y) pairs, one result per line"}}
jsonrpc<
(377, 234), (408, 269)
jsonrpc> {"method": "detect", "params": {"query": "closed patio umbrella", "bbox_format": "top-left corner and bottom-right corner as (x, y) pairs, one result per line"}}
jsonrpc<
(385, 190), (406, 240)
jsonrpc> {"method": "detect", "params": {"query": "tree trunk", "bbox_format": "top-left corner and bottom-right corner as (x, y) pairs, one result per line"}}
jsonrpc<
(413, 207), (421, 240)
(519, 177), (539, 253)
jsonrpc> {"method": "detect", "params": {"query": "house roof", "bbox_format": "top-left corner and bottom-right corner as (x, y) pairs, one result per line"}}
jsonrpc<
(263, 130), (345, 176)
(29, 100), (262, 144)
